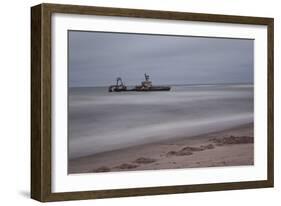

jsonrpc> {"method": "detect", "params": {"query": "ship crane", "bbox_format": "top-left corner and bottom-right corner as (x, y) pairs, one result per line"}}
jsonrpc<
(108, 77), (127, 92)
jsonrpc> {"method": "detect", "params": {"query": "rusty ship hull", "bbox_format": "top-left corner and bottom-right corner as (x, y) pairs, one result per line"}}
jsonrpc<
(108, 74), (171, 92)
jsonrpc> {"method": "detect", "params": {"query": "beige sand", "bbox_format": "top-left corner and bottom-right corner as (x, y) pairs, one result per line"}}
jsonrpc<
(68, 123), (253, 174)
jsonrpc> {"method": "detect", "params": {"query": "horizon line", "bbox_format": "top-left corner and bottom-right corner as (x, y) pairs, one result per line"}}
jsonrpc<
(69, 82), (254, 88)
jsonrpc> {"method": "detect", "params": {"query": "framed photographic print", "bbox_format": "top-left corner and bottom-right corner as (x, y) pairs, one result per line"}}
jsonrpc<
(31, 3), (274, 202)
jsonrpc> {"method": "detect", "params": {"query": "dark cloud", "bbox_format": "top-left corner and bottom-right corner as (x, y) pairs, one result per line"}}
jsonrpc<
(68, 31), (253, 87)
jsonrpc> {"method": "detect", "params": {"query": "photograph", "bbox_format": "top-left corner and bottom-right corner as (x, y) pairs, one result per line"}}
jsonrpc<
(67, 30), (254, 174)
(30, 3), (273, 201)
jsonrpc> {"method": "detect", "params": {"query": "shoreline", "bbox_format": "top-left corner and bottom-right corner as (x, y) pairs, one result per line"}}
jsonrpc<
(68, 122), (254, 174)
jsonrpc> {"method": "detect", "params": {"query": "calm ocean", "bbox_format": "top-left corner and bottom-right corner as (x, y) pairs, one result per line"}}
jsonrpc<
(68, 84), (253, 159)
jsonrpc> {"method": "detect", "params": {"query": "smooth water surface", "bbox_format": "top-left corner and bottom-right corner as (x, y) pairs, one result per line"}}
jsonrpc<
(68, 84), (253, 159)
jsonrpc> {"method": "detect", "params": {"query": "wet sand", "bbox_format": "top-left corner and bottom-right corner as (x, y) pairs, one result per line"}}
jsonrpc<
(68, 123), (253, 174)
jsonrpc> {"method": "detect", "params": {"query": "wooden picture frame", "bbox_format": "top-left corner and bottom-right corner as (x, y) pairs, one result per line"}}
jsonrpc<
(31, 3), (274, 202)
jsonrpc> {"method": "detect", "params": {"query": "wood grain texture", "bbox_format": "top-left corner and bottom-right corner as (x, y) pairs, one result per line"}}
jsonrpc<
(31, 4), (42, 201)
(31, 3), (52, 202)
(31, 3), (274, 202)
(267, 20), (274, 186)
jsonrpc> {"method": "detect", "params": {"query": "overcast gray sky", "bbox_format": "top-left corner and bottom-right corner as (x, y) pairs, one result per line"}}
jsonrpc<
(68, 31), (253, 87)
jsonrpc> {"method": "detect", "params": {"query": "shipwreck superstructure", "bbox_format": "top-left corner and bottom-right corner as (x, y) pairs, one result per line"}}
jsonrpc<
(108, 73), (171, 92)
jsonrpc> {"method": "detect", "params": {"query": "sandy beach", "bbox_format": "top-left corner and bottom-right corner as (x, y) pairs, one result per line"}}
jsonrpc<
(68, 122), (253, 174)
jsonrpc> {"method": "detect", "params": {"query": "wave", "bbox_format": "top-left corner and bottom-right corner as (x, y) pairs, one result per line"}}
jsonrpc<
(69, 112), (253, 159)
(68, 85), (253, 159)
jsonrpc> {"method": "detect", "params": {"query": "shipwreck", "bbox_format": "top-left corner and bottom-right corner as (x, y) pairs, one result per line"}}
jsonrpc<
(108, 73), (171, 92)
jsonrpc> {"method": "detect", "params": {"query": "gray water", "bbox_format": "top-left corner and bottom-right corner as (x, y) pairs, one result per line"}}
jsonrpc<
(68, 84), (253, 160)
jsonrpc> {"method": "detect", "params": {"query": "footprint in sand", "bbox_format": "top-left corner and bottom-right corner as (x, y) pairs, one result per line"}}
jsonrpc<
(200, 144), (215, 150)
(93, 166), (111, 173)
(133, 157), (157, 164)
(167, 144), (215, 157)
(210, 136), (253, 146)
(114, 163), (139, 170)
(166, 150), (193, 156)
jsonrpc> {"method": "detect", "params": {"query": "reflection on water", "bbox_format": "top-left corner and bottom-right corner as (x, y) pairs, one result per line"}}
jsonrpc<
(68, 84), (253, 159)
